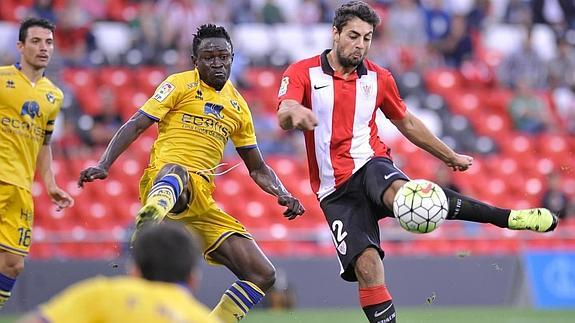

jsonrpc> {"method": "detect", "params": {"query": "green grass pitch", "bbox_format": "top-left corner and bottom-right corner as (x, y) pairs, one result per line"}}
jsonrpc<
(1, 307), (573, 322)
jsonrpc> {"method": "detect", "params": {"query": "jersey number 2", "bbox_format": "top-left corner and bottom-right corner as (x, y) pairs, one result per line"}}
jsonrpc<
(331, 220), (348, 244)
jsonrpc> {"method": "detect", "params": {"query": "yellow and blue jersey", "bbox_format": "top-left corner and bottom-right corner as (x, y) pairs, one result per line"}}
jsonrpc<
(38, 276), (219, 323)
(0, 64), (62, 191)
(139, 69), (257, 173)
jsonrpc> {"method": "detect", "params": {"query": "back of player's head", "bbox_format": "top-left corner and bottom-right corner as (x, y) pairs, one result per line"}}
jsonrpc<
(333, 1), (381, 32)
(132, 223), (201, 283)
(192, 24), (233, 57)
(19, 17), (55, 43)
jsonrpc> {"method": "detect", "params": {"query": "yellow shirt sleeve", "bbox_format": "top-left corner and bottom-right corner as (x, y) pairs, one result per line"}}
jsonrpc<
(139, 74), (181, 121)
(231, 97), (257, 148)
(38, 278), (104, 323)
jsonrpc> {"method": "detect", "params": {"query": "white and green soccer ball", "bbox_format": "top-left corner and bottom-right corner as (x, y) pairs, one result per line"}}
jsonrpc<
(393, 179), (449, 233)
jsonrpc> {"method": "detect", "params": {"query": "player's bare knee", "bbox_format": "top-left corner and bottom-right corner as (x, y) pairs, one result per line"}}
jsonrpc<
(249, 263), (276, 292)
(354, 248), (384, 285)
(0, 253), (25, 277)
(383, 179), (408, 209)
(158, 163), (188, 181)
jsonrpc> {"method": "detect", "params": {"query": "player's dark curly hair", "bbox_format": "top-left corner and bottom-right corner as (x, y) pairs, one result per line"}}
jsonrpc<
(333, 1), (381, 32)
(133, 223), (201, 283)
(192, 24), (233, 57)
(19, 17), (55, 43)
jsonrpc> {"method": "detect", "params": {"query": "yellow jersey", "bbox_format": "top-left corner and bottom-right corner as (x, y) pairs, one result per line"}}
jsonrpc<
(38, 276), (219, 323)
(0, 64), (62, 191)
(139, 69), (257, 173)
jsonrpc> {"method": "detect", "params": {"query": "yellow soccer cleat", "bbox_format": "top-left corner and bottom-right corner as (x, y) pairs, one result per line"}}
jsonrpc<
(508, 208), (558, 232)
(130, 204), (165, 245)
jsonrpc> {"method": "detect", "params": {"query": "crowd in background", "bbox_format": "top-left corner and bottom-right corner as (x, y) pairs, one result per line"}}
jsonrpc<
(0, 0), (574, 218)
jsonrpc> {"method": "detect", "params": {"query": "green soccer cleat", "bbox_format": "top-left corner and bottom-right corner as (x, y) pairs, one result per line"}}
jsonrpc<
(508, 208), (558, 232)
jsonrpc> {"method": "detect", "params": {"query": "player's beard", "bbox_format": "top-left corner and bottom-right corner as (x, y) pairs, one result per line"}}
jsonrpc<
(336, 48), (365, 69)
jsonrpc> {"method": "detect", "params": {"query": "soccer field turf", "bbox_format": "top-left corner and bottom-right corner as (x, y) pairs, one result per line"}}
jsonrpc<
(1, 307), (573, 322)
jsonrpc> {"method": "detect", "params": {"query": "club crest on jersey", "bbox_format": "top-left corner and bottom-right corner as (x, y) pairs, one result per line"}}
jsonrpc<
(204, 102), (224, 119)
(361, 83), (372, 96)
(153, 82), (175, 102)
(278, 76), (289, 96)
(195, 89), (203, 100)
(46, 92), (56, 104)
(230, 99), (240, 112)
(20, 101), (41, 119)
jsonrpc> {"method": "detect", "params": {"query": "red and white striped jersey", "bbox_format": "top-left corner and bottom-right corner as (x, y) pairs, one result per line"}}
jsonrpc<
(278, 50), (407, 200)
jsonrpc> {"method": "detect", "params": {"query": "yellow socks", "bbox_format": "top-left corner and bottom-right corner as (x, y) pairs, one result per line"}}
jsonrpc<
(210, 280), (265, 322)
(136, 174), (184, 226)
(0, 273), (16, 310)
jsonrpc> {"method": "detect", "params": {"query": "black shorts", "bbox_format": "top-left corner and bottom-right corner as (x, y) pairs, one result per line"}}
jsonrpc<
(320, 157), (409, 282)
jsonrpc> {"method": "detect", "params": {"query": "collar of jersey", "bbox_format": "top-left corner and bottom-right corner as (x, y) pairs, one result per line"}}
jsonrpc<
(320, 49), (367, 79)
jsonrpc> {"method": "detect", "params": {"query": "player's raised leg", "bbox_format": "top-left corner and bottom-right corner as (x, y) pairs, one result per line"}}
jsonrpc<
(208, 235), (274, 322)
(135, 163), (190, 232)
(441, 188), (558, 232)
(383, 180), (558, 233)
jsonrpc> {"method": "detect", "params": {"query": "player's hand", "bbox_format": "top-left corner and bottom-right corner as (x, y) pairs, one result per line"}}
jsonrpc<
(278, 194), (305, 220)
(445, 153), (473, 171)
(291, 106), (318, 131)
(47, 186), (74, 211)
(78, 165), (109, 188)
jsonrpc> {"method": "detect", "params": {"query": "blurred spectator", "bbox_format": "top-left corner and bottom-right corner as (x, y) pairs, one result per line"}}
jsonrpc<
(298, 0), (322, 25)
(156, 0), (211, 50)
(230, 0), (258, 24)
(54, 3), (96, 67)
(130, 0), (163, 64)
(552, 86), (575, 134)
(541, 171), (571, 218)
(503, 0), (533, 25)
(387, 0), (427, 48)
(261, 0), (286, 25)
(28, 0), (57, 23)
(209, 0), (232, 25)
(497, 28), (548, 89)
(531, 0), (575, 36)
(423, 0), (451, 42)
(466, 0), (491, 34)
(507, 79), (553, 134)
(86, 87), (123, 148)
(547, 37), (575, 89)
(433, 14), (473, 67)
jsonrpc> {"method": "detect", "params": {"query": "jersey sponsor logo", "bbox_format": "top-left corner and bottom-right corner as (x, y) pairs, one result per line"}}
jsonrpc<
(204, 102), (224, 119)
(278, 76), (289, 96)
(181, 113), (231, 142)
(313, 84), (329, 90)
(5, 80), (15, 88)
(20, 101), (41, 119)
(186, 81), (199, 89)
(153, 82), (175, 102)
(45, 92), (56, 104)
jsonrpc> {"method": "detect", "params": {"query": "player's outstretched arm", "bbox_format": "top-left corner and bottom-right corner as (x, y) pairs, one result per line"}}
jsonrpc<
(37, 139), (74, 210)
(237, 147), (305, 220)
(78, 112), (155, 187)
(277, 99), (318, 131)
(391, 111), (473, 171)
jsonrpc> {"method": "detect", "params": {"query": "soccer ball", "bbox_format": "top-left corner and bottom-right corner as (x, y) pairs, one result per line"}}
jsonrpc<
(393, 179), (449, 233)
